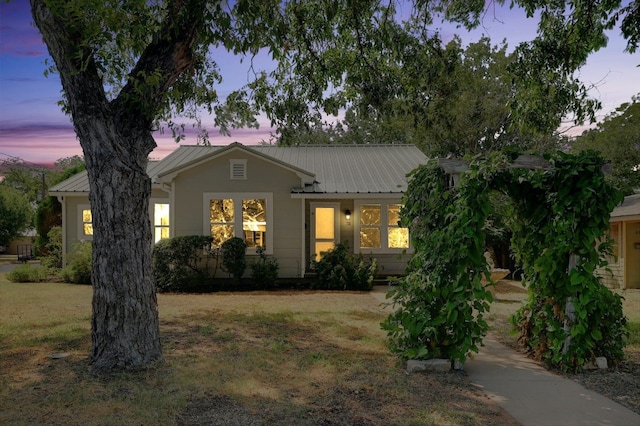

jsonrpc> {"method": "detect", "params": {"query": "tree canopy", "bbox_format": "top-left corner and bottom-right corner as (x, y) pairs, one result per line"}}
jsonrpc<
(571, 95), (640, 195)
(0, 185), (32, 248)
(260, 1), (639, 147)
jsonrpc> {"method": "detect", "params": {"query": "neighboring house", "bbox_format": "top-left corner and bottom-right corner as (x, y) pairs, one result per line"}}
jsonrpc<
(601, 193), (640, 289)
(49, 143), (428, 278)
(4, 228), (36, 258)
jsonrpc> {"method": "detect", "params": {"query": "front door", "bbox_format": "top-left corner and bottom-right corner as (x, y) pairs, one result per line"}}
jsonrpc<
(311, 203), (340, 263)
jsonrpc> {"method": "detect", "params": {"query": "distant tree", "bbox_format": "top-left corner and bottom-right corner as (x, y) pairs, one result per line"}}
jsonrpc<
(0, 185), (32, 248)
(0, 158), (46, 204)
(34, 156), (86, 253)
(572, 96), (640, 195)
(49, 156), (86, 185)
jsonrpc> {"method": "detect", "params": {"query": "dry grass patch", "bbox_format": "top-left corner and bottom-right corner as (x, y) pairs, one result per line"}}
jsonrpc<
(1, 279), (517, 425)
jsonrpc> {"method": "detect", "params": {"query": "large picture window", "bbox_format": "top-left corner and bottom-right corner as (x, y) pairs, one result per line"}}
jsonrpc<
(356, 201), (409, 251)
(204, 193), (273, 252)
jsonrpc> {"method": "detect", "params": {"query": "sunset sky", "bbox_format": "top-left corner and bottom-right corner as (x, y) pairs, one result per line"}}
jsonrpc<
(1, 1), (638, 165)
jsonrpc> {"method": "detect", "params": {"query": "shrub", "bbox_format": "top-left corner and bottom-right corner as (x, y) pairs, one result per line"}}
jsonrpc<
(313, 243), (377, 291)
(152, 235), (217, 292)
(59, 241), (92, 284)
(250, 246), (279, 289)
(221, 237), (247, 281)
(7, 264), (49, 283)
(40, 226), (63, 270)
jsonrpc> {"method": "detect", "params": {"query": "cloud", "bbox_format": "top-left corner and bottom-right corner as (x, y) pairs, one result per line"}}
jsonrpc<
(0, 3), (48, 58)
(0, 117), (275, 165)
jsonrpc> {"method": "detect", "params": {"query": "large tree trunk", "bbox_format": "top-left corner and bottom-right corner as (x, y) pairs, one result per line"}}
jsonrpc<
(31, 0), (206, 373)
(79, 118), (161, 372)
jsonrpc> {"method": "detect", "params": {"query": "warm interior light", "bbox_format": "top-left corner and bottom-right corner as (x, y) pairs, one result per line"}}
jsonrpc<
(345, 209), (351, 220)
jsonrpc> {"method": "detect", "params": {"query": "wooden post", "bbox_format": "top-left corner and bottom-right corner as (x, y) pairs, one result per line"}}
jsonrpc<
(563, 253), (579, 354)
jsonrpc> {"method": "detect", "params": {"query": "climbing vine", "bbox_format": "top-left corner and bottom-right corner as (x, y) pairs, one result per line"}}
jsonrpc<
(382, 157), (498, 363)
(502, 151), (627, 371)
(383, 150), (628, 371)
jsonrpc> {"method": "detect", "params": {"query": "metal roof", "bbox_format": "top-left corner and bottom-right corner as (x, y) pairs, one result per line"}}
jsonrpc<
(48, 169), (90, 193)
(252, 144), (426, 193)
(49, 161), (163, 193)
(50, 144), (428, 194)
(611, 193), (640, 218)
(154, 143), (315, 182)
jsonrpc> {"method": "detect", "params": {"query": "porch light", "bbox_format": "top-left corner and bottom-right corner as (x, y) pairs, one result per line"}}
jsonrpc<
(345, 209), (351, 220)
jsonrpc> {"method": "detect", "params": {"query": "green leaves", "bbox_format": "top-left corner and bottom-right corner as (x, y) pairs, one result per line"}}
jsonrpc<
(384, 150), (627, 372)
(383, 159), (494, 363)
(507, 151), (627, 371)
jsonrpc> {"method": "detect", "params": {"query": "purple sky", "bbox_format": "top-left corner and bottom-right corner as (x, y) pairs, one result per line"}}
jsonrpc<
(1, 2), (638, 165)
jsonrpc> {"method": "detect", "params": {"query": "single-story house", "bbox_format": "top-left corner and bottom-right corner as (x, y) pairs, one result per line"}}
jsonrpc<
(49, 143), (428, 278)
(601, 193), (640, 289)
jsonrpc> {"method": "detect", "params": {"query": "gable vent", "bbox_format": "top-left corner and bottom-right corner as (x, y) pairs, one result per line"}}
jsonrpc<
(230, 159), (247, 180)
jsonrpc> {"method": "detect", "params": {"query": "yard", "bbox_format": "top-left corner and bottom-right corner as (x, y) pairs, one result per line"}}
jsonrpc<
(1, 275), (638, 424)
(0, 276), (516, 425)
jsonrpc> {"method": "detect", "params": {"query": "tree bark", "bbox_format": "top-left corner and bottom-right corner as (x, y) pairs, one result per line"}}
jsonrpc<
(80, 119), (162, 372)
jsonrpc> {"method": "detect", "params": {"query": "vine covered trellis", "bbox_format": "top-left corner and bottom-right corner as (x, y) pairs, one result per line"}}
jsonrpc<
(382, 150), (628, 372)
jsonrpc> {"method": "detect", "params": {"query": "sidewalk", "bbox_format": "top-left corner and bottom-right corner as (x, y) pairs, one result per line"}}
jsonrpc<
(465, 336), (640, 426)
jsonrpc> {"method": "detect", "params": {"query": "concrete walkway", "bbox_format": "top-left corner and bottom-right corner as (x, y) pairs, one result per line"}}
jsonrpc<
(370, 287), (640, 426)
(465, 337), (640, 426)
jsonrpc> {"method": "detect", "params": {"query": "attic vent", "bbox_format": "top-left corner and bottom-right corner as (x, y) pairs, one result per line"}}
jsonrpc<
(230, 159), (247, 180)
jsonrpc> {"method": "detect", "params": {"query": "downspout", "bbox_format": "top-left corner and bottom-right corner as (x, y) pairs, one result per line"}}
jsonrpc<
(57, 196), (67, 267)
(300, 196), (306, 278)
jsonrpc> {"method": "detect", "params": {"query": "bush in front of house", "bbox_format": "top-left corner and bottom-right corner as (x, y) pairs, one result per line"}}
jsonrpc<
(152, 235), (218, 292)
(313, 243), (378, 291)
(41, 226), (63, 270)
(220, 237), (247, 281)
(60, 241), (92, 284)
(250, 246), (279, 289)
(7, 263), (49, 283)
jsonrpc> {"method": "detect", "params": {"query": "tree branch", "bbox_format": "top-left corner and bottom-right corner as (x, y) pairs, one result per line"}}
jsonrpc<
(113, 0), (209, 128)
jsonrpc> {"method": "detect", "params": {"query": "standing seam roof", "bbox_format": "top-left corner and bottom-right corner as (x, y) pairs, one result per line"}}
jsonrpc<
(49, 144), (428, 194)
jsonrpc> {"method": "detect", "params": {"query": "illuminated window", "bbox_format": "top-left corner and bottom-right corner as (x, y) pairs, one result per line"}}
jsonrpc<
(205, 193), (273, 252)
(153, 203), (170, 243)
(357, 202), (409, 251)
(360, 205), (381, 248)
(209, 199), (235, 248)
(388, 204), (409, 248)
(242, 199), (266, 248)
(81, 208), (93, 236)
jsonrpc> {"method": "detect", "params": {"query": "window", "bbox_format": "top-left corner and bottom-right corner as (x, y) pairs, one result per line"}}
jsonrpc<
(78, 205), (93, 239)
(357, 201), (409, 251)
(242, 199), (266, 248)
(387, 204), (409, 248)
(360, 205), (381, 248)
(204, 193), (273, 252)
(209, 199), (235, 248)
(153, 203), (170, 243)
